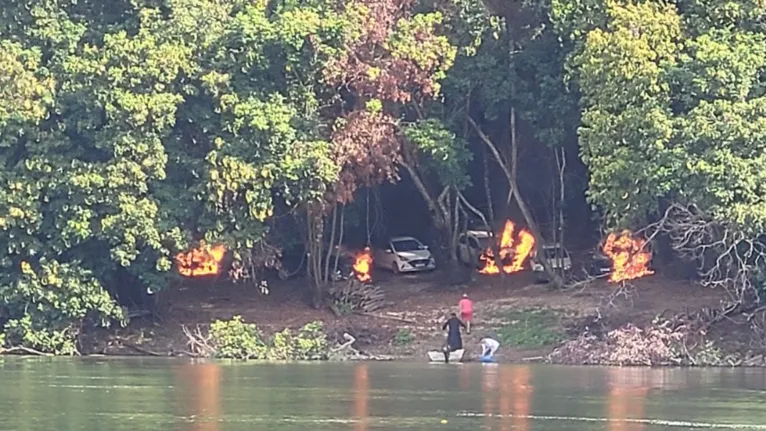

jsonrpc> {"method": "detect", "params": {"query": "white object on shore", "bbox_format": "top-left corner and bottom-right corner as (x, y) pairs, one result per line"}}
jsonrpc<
(480, 337), (500, 357)
(427, 349), (465, 363)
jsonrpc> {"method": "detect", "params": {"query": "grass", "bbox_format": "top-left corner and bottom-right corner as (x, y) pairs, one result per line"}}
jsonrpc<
(494, 308), (565, 349)
(392, 328), (415, 346)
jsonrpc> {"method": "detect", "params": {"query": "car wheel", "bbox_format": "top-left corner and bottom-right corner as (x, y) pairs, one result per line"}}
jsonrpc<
(392, 262), (400, 274)
(534, 272), (549, 284)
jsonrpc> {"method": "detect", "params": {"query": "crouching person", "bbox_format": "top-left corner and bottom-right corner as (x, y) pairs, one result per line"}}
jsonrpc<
(480, 336), (500, 362)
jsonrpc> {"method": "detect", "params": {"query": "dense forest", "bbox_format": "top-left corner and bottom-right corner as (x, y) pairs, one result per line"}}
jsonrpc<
(2, 0), (766, 354)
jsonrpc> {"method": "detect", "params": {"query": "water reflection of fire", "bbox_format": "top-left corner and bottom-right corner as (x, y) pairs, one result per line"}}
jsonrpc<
(607, 368), (648, 431)
(353, 364), (369, 431)
(176, 363), (221, 431)
(176, 242), (226, 277)
(353, 247), (373, 282)
(602, 231), (654, 283)
(479, 220), (536, 275)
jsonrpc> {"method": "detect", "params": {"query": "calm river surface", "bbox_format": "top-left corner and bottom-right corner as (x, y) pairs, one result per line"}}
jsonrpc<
(1, 358), (766, 430)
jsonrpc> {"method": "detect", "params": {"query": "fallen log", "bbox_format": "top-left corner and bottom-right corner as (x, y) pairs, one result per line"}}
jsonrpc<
(353, 311), (417, 324)
(122, 342), (163, 357)
(0, 346), (53, 356)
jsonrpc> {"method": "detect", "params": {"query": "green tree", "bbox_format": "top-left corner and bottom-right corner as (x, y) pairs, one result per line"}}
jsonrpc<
(554, 0), (766, 302)
(0, 0), (366, 352)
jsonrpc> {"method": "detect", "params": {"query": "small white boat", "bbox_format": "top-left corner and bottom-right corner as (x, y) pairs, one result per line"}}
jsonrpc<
(427, 349), (465, 363)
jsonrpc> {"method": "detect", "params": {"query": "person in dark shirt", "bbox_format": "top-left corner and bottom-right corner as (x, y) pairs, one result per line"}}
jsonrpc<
(441, 313), (466, 363)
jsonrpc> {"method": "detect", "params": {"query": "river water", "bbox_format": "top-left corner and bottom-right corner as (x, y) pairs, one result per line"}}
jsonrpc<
(1, 358), (766, 430)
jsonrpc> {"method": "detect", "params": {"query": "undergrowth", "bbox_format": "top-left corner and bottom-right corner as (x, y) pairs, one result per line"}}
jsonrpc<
(209, 316), (329, 360)
(495, 309), (565, 349)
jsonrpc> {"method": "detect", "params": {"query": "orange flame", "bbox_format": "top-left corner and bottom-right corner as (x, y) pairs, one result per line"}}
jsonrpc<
(353, 247), (373, 282)
(602, 231), (654, 283)
(175, 242), (226, 277)
(478, 220), (536, 275)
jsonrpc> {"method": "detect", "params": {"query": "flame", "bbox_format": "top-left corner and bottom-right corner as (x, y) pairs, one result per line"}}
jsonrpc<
(602, 230), (654, 283)
(478, 220), (536, 275)
(176, 242), (227, 277)
(353, 247), (373, 282)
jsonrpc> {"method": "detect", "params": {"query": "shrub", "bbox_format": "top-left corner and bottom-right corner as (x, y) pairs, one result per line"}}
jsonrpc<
(267, 328), (296, 360)
(293, 321), (329, 360)
(1, 260), (126, 354)
(209, 316), (268, 360)
(392, 328), (414, 345)
(207, 318), (329, 361)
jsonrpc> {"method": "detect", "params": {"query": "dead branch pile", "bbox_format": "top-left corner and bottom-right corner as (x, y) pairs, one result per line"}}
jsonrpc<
(328, 333), (394, 361)
(548, 315), (743, 367)
(181, 324), (216, 358)
(328, 278), (389, 313)
(643, 203), (766, 311)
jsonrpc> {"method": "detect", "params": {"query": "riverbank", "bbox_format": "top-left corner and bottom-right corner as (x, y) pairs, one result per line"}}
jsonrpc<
(74, 269), (766, 366)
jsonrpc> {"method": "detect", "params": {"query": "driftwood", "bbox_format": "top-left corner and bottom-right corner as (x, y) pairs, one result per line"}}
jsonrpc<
(332, 333), (359, 354)
(328, 279), (387, 313)
(182, 324), (216, 358)
(0, 346), (53, 356)
(121, 342), (163, 357)
(352, 311), (417, 324)
(329, 333), (393, 361)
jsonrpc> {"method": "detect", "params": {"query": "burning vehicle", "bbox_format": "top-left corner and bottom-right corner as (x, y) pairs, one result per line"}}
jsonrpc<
(457, 229), (493, 268)
(175, 242), (227, 277)
(477, 220), (535, 275)
(602, 231), (654, 283)
(587, 250), (613, 277)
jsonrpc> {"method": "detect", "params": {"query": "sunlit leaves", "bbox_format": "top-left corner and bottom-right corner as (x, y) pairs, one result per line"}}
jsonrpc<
(561, 0), (766, 233)
(0, 41), (55, 128)
(403, 118), (471, 189)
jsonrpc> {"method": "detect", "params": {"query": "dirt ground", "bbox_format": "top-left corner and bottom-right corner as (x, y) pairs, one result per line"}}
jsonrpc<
(92, 266), (728, 362)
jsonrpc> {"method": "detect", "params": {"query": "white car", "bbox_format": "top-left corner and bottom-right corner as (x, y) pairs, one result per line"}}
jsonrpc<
(457, 230), (493, 268)
(530, 243), (572, 280)
(374, 236), (436, 274)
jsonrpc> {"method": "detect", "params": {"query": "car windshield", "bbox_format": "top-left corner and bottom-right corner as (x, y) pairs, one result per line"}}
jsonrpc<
(392, 239), (422, 252)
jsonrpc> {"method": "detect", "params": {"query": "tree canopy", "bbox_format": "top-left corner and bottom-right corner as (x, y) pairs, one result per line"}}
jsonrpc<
(3, 0), (766, 353)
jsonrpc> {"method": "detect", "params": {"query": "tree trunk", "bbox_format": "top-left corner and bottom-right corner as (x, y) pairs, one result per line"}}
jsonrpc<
(400, 160), (458, 264)
(555, 146), (567, 279)
(323, 205), (338, 284)
(468, 113), (564, 287)
(332, 206), (345, 277)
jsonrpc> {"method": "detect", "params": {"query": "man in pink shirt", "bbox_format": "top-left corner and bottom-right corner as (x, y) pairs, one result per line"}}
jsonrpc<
(458, 293), (473, 334)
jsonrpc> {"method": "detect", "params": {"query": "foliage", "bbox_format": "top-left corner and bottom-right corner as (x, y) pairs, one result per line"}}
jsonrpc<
(268, 328), (297, 360)
(322, 0), (457, 203)
(293, 321), (329, 359)
(556, 0), (766, 233)
(209, 315), (268, 360)
(211, 317), (328, 360)
(392, 327), (414, 345)
(1, 259), (126, 355)
(2, 0), (443, 350)
(403, 119), (472, 189)
(496, 309), (565, 349)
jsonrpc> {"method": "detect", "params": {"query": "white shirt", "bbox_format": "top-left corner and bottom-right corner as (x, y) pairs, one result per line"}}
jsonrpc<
(481, 338), (499, 350)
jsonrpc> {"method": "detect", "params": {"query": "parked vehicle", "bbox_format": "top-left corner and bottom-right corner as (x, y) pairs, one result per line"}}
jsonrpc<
(587, 250), (612, 277)
(374, 236), (436, 274)
(457, 230), (493, 268)
(530, 243), (572, 282)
